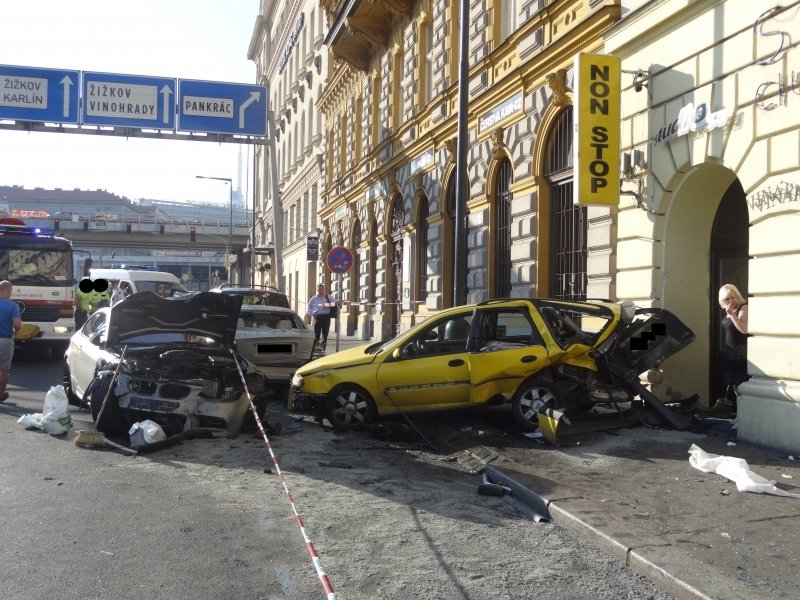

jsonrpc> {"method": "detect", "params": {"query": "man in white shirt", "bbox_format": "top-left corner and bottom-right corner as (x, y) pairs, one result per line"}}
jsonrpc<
(306, 283), (335, 347)
(110, 279), (126, 307)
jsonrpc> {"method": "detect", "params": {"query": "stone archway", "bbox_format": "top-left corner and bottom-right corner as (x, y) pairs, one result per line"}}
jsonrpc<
(658, 162), (740, 406)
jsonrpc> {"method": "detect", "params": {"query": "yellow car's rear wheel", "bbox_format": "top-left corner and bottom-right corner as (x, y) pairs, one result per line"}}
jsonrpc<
(511, 379), (569, 431)
(325, 384), (377, 431)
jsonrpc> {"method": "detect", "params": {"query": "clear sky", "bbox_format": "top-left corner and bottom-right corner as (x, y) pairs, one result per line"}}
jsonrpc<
(0, 0), (260, 205)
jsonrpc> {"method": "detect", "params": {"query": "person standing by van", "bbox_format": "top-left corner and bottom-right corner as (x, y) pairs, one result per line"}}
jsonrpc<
(110, 279), (126, 306)
(75, 280), (92, 328)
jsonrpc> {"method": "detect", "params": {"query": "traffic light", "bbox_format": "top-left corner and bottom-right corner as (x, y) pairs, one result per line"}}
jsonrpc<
(190, 226), (196, 242)
(54, 218), (59, 231)
(159, 222), (165, 234)
(126, 221), (132, 233)
(83, 219), (89, 231)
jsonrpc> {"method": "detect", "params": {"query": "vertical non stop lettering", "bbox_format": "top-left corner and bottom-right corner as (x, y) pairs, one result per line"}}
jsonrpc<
(589, 65), (611, 194)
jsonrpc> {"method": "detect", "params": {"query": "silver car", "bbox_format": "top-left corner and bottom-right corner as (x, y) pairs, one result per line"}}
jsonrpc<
(233, 304), (315, 382)
(63, 291), (268, 439)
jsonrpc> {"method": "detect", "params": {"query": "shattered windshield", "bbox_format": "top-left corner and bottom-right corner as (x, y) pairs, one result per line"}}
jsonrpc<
(0, 247), (72, 285)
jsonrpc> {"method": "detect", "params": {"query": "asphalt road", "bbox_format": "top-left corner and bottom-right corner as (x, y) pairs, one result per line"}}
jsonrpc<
(0, 343), (675, 600)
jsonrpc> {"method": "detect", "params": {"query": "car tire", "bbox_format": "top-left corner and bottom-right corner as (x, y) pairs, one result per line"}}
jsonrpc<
(62, 363), (82, 407)
(88, 370), (128, 437)
(511, 378), (570, 431)
(325, 385), (377, 431)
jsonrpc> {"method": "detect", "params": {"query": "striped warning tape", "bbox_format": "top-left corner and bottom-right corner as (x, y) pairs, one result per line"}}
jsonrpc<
(295, 298), (426, 309)
(232, 355), (336, 599)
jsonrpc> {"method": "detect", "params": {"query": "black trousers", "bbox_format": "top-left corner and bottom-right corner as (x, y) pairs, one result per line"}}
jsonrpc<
(75, 308), (88, 329)
(314, 316), (331, 344)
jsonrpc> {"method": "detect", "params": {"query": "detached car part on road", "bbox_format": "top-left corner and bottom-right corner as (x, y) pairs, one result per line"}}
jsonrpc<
(63, 291), (268, 438)
(289, 299), (695, 431)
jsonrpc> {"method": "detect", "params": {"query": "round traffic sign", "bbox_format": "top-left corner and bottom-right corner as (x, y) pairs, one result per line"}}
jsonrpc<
(326, 246), (353, 273)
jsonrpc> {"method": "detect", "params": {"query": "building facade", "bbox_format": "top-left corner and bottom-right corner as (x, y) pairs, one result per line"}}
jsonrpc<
(605, 0), (800, 452)
(249, 0), (329, 314)
(318, 0), (621, 340)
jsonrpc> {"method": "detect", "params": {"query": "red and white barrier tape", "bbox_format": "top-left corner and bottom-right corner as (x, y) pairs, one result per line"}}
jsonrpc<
(233, 357), (336, 599)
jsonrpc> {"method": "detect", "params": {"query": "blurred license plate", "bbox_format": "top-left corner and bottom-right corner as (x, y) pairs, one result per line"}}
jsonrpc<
(126, 396), (180, 412)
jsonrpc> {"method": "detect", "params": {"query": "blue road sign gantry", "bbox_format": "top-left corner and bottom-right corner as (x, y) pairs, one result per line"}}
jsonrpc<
(178, 80), (267, 136)
(82, 71), (176, 129)
(0, 65), (80, 124)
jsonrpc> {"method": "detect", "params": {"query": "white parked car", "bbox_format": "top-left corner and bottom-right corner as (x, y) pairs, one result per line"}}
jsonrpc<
(233, 304), (315, 382)
(62, 291), (269, 439)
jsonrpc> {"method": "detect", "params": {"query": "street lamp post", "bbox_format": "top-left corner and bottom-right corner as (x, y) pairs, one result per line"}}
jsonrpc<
(196, 174), (233, 250)
(196, 175), (233, 283)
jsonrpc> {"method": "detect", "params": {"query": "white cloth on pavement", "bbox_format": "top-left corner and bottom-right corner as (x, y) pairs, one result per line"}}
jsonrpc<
(688, 444), (800, 499)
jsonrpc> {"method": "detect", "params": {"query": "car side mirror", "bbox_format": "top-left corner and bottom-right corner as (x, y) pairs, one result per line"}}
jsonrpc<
(89, 332), (102, 345)
(392, 348), (402, 360)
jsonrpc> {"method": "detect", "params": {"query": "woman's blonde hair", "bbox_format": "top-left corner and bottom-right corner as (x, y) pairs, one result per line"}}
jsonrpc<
(718, 283), (746, 308)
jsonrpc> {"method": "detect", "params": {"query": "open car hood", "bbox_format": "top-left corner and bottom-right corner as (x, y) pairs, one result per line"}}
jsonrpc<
(107, 291), (243, 347)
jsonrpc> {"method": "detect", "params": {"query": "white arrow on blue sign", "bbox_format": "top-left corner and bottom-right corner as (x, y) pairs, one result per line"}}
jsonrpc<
(178, 79), (267, 136)
(0, 64), (80, 124)
(82, 71), (176, 129)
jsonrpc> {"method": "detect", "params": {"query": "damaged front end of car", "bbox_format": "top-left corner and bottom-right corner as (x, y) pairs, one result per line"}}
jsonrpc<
(85, 292), (269, 439)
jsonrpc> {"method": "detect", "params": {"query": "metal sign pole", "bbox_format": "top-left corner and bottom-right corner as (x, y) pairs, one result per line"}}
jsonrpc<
(335, 272), (342, 353)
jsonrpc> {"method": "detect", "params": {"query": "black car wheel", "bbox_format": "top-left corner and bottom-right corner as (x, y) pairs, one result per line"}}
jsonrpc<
(62, 363), (82, 407)
(325, 385), (377, 431)
(511, 378), (569, 431)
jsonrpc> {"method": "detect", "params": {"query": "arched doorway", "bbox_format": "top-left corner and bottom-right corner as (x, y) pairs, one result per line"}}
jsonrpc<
(659, 163), (741, 406)
(710, 179), (749, 404)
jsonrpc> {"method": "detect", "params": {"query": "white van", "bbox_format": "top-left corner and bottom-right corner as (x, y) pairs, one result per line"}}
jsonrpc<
(89, 268), (188, 298)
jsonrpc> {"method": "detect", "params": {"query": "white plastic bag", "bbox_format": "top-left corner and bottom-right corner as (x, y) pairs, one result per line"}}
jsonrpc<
(41, 385), (73, 435)
(128, 420), (166, 447)
(18, 413), (44, 429)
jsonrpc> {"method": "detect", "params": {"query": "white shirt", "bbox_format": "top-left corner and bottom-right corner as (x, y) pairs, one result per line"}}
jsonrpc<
(307, 293), (334, 317)
(111, 287), (126, 306)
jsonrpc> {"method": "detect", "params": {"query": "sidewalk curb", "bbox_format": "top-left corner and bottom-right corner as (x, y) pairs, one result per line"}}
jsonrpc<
(485, 465), (716, 600)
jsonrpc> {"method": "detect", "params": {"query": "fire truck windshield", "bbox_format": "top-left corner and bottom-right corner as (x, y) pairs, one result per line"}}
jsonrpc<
(0, 232), (73, 286)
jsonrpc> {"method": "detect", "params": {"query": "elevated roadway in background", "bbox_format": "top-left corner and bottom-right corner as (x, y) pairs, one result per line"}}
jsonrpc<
(22, 215), (251, 251)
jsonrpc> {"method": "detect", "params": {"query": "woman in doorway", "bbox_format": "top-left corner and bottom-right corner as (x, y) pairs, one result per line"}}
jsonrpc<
(717, 283), (749, 412)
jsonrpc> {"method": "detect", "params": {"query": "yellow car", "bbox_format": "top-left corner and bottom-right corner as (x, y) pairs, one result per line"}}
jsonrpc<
(289, 299), (695, 430)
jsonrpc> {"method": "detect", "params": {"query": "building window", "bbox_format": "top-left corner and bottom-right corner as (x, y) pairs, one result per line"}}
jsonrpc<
(417, 195), (429, 305)
(448, 2), (460, 87)
(545, 109), (586, 301)
(499, 0), (518, 44)
(423, 19), (434, 105)
(494, 158), (512, 298)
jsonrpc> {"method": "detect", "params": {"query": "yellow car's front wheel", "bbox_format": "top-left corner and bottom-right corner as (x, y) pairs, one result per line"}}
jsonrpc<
(325, 384), (377, 430)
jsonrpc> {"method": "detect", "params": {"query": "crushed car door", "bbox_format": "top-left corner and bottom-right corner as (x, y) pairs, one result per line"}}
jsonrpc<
(375, 313), (473, 409)
(467, 306), (550, 405)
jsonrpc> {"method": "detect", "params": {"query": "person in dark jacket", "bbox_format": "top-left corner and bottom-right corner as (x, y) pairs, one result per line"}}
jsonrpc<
(718, 283), (749, 408)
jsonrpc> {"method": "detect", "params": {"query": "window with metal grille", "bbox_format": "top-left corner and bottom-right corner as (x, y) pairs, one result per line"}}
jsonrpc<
(445, 173), (456, 306)
(352, 220), (361, 317)
(494, 158), (512, 297)
(418, 196), (429, 304)
(390, 195), (405, 336)
(368, 219), (377, 306)
(545, 109), (586, 301)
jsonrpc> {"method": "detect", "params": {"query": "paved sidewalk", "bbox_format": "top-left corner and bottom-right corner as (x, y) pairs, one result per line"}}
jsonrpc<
(486, 421), (800, 600)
